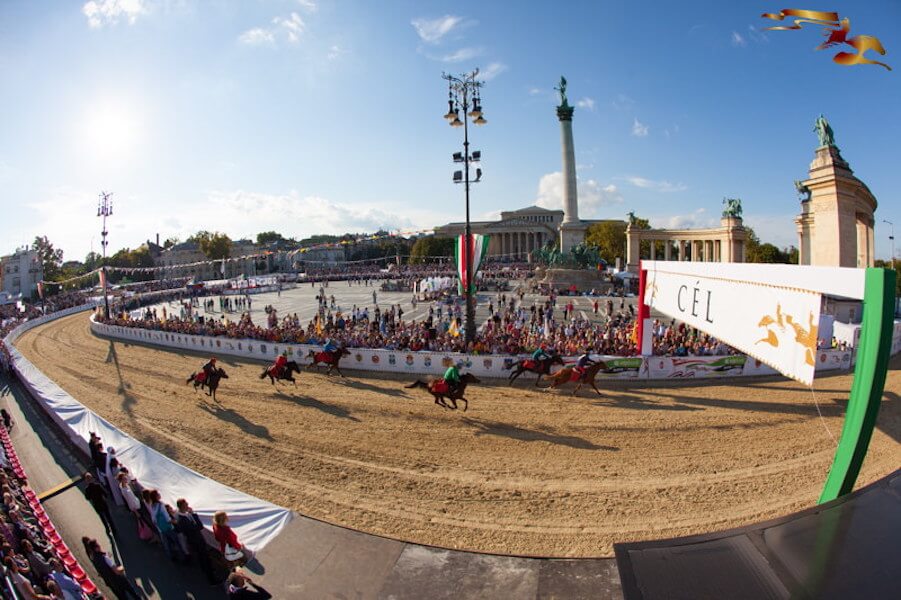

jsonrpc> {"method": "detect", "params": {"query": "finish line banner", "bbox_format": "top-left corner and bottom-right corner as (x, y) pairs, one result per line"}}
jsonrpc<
(643, 262), (824, 385)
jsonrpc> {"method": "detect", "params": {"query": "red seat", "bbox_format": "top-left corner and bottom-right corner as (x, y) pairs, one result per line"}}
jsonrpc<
(80, 579), (97, 594)
(70, 565), (87, 581)
(61, 553), (77, 569)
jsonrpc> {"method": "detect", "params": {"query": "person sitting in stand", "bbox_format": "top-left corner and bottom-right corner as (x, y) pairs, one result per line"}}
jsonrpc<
(270, 351), (288, 378)
(443, 361), (462, 395)
(573, 348), (596, 378)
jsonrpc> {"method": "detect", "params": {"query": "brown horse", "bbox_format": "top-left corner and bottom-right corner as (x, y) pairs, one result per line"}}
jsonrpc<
(258, 360), (302, 385)
(545, 361), (605, 396)
(507, 354), (564, 386)
(307, 347), (351, 376)
(186, 367), (229, 401)
(405, 372), (480, 411)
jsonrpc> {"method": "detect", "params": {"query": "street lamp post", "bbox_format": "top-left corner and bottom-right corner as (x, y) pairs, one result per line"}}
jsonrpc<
(442, 69), (487, 346)
(883, 220), (895, 272)
(97, 191), (113, 318)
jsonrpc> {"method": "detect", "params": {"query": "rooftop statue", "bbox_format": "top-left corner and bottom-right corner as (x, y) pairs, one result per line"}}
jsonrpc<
(794, 180), (812, 201)
(722, 197), (743, 218)
(814, 114), (837, 148)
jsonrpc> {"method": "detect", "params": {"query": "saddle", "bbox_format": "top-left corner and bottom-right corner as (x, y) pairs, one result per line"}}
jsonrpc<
(315, 351), (334, 364)
(430, 379), (450, 394)
(195, 371), (208, 384)
(268, 365), (283, 377)
(569, 367), (584, 382)
(522, 359), (537, 370)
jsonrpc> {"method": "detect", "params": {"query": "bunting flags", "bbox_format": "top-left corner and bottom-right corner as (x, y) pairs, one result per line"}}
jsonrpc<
(455, 234), (490, 295)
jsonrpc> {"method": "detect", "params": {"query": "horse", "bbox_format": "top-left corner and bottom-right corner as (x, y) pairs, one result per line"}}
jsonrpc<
(258, 360), (302, 385)
(186, 367), (229, 402)
(506, 354), (565, 386)
(307, 347), (351, 376)
(545, 361), (606, 396)
(405, 372), (480, 411)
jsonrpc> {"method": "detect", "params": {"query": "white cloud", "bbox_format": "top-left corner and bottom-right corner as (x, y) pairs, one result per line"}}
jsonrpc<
(479, 62), (507, 81)
(626, 177), (687, 193)
(731, 31), (747, 47)
(576, 97), (596, 111)
(747, 24), (769, 44)
(239, 27), (275, 46)
(82, 0), (147, 28)
(239, 12), (305, 46)
(631, 118), (649, 137)
(528, 87), (542, 96)
(296, 0), (317, 12)
(273, 12), (305, 43)
(440, 47), (482, 62)
(411, 15), (463, 43)
(653, 209), (712, 229)
(26, 188), (429, 260)
(327, 44), (346, 60)
(535, 172), (623, 218)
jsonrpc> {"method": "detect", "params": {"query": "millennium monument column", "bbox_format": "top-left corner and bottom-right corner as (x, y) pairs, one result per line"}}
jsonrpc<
(794, 115), (876, 268)
(555, 76), (587, 253)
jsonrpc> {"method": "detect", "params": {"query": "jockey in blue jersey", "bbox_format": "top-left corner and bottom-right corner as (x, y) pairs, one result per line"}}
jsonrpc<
(323, 338), (337, 353)
(573, 349), (596, 377)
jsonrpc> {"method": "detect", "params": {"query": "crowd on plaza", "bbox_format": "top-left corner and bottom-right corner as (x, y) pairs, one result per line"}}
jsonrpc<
(100, 286), (739, 358)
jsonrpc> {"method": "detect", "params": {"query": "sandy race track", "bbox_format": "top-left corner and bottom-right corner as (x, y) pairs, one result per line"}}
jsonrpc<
(15, 312), (901, 557)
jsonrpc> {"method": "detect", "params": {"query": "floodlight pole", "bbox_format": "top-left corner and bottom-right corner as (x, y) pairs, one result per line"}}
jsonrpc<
(98, 192), (113, 318)
(443, 69), (486, 346)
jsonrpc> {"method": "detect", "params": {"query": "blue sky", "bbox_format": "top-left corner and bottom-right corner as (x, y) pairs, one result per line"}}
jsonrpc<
(0, 0), (898, 262)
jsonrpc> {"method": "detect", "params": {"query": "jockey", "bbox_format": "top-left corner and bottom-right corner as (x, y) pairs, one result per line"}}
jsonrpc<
(573, 349), (596, 378)
(531, 344), (551, 363)
(201, 357), (217, 382)
(443, 361), (462, 394)
(272, 351), (288, 378)
(323, 338), (337, 354)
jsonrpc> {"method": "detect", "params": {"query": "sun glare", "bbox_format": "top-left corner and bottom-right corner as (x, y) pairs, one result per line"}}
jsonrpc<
(78, 99), (143, 165)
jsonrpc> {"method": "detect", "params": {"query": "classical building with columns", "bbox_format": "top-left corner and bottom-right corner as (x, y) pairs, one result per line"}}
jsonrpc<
(626, 215), (747, 271)
(436, 206), (621, 260)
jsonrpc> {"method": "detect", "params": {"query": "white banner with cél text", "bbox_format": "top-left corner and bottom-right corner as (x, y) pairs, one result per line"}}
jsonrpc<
(644, 263), (822, 385)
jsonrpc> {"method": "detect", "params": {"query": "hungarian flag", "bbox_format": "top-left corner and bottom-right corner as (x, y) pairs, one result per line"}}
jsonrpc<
(455, 234), (490, 295)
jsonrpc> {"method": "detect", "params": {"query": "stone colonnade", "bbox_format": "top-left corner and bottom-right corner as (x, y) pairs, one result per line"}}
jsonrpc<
(626, 216), (747, 271)
(488, 230), (553, 259)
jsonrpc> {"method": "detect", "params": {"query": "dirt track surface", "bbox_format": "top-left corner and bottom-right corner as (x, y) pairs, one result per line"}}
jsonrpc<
(15, 312), (901, 557)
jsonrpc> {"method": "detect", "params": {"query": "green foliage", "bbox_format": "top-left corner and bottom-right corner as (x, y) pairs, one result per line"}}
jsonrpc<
(744, 227), (795, 264)
(256, 231), (285, 245)
(32, 236), (64, 281)
(189, 231), (232, 260)
(585, 217), (647, 262)
(409, 236), (455, 263)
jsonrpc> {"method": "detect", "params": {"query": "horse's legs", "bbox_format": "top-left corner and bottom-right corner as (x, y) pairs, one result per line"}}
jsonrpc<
(336, 366), (344, 377)
(459, 397), (468, 412)
(534, 373), (542, 387)
(508, 368), (522, 386)
(591, 380), (602, 396)
(573, 381), (583, 397)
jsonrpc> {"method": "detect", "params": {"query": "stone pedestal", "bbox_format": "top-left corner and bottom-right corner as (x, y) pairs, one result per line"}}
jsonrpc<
(559, 222), (588, 255)
(540, 267), (609, 293)
(796, 145), (876, 268)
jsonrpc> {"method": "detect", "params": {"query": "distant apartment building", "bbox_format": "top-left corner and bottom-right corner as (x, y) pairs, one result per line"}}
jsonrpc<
(157, 239), (264, 281)
(0, 248), (43, 299)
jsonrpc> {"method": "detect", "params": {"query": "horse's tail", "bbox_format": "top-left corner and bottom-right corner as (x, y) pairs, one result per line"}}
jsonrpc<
(186, 374), (195, 384)
(506, 360), (521, 371)
(259, 369), (268, 379)
(405, 380), (429, 390)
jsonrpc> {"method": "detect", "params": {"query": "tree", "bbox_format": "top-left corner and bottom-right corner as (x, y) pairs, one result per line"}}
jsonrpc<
(32, 236), (63, 281)
(409, 236), (455, 263)
(189, 231), (232, 260)
(163, 237), (179, 249)
(584, 217), (649, 263)
(744, 227), (793, 264)
(256, 231), (284, 245)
